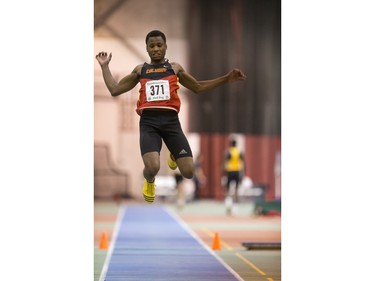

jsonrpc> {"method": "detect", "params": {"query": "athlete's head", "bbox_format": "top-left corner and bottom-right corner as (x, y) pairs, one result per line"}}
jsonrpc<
(145, 30), (166, 44)
(145, 30), (167, 63)
(230, 139), (237, 147)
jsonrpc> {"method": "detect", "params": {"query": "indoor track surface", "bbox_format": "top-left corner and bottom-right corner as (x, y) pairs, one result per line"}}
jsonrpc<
(95, 199), (281, 281)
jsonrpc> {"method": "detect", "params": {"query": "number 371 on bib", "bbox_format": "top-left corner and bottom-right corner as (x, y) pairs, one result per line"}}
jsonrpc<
(145, 80), (171, 102)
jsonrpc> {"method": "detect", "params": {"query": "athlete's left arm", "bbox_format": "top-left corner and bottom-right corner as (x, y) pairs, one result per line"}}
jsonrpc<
(173, 63), (246, 94)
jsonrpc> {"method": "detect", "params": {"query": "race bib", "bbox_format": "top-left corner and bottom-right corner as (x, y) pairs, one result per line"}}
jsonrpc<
(145, 80), (170, 102)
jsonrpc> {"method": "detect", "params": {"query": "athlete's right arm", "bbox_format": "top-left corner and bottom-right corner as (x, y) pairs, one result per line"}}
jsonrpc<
(96, 52), (141, 96)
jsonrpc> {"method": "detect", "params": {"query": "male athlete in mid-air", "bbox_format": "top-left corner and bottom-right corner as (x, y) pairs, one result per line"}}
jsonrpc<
(96, 30), (246, 203)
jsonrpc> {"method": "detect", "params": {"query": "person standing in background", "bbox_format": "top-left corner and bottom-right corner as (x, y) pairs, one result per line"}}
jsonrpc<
(222, 139), (246, 215)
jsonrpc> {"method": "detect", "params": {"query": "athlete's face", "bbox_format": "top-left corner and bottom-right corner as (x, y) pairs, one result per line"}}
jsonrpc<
(146, 36), (167, 63)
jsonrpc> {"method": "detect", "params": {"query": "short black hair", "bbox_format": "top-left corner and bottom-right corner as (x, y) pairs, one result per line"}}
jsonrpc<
(145, 30), (166, 44)
(231, 139), (237, 147)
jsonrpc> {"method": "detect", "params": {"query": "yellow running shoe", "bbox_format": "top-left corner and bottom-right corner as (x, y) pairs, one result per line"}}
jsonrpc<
(167, 152), (177, 170)
(143, 179), (155, 203)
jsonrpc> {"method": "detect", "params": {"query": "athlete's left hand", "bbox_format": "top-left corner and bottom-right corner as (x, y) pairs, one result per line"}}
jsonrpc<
(228, 69), (247, 82)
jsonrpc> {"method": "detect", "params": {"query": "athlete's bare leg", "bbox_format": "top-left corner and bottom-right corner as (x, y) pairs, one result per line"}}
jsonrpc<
(142, 152), (160, 182)
(176, 156), (194, 179)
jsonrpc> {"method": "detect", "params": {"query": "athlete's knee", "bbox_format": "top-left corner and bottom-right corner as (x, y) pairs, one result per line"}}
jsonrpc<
(181, 169), (194, 179)
(179, 164), (194, 179)
(144, 162), (160, 177)
(143, 152), (160, 178)
(176, 157), (194, 179)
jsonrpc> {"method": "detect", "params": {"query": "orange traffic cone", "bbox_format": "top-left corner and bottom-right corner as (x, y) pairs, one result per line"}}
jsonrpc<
(212, 232), (221, 250)
(99, 231), (109, 250)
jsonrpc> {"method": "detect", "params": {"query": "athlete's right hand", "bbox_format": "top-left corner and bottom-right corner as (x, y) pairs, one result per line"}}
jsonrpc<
(96, 52), (112, 66)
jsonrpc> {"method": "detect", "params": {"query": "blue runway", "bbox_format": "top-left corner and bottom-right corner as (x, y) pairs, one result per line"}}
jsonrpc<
(100, 206), (243, 281)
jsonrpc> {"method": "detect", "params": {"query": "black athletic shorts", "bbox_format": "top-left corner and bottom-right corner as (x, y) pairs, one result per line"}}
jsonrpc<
(139, 109), (193, 160)
(226, 171), (240, 190)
